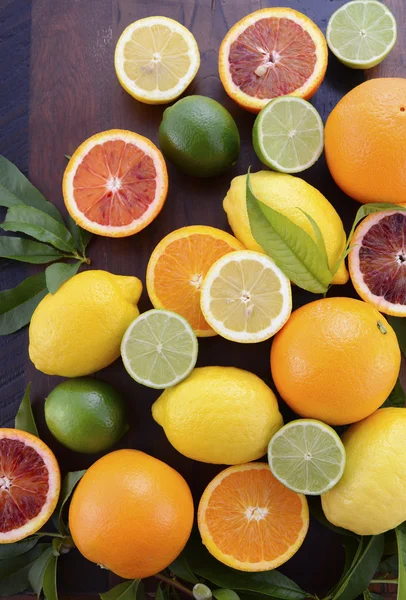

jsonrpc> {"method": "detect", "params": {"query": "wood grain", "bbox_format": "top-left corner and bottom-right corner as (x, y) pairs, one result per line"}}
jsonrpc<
(0, 0), (403, 597)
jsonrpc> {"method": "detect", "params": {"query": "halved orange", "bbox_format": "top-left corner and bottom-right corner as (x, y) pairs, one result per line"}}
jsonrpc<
(198, 463), (309, 572)
(63, 129), (168, 237)
(146, 226), (244, 336)
(349, 210), (406, 316)
(0, 429), (60, 543)
(218, 8), (328, 113)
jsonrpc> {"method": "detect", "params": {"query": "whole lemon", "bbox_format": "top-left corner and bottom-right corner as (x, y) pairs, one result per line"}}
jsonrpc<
(322, 408), (406, 535)
(69, 449), (194, 578)
(29, 270), (142, 377)
(223, 171), (348, 285)
(152, 366), (283, 464)
(271, 297), (400, 426)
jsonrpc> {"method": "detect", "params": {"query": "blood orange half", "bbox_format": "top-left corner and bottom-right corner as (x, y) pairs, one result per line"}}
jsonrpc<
(349, 210), (406, 316)
(218, 8), (328, 113)
(63, 130), (168, 237)
(0, 429), (60, 543)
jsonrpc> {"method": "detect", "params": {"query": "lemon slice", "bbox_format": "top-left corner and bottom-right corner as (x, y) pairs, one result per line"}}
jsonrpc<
(326, 0), (397, 70)
(115, 16), (200, 104)
(200, 250), (292, 343)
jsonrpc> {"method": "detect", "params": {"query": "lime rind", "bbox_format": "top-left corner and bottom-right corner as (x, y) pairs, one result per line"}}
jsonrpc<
(326, 0), (397, 69)
(121, 309), (198, 389)
(253, 97), (324, 174)
(268, 419), (346, 495)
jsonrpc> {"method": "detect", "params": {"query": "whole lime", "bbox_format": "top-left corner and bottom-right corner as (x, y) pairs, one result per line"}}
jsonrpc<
(45, 378), (129, 454)
(158, 95), (240, 177)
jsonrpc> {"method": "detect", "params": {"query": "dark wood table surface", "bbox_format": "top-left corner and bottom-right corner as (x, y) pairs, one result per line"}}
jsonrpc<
(1, 0), (403, 598)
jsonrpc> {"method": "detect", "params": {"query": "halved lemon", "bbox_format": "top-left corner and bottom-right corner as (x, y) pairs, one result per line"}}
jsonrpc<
(115, 16), (200, 104)
(200, 250), (292, 343)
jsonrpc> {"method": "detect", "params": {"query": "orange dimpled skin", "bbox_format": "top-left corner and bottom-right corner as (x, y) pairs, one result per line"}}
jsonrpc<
(325, 78), (406, 204)
(69, 449), (194, 579)
(270, 297), (401, 426)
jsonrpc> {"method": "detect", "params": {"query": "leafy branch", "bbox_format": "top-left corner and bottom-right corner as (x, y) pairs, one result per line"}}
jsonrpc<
(0, 155), (93, 335)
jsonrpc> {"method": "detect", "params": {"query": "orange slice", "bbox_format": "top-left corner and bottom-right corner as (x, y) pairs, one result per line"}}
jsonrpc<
(0, 429), (60, 543)
(198, 463), (309, 571)
(349, 210), (406, 316)
(218, 8), (328, 113)
(63, 129), (168, 237)
(146, 226), (244, 337)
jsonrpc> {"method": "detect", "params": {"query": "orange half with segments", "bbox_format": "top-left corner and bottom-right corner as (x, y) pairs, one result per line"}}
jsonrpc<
(63, 129), (168, 237)
(198, 463), (309, 571)
(146, 226), (244, 336)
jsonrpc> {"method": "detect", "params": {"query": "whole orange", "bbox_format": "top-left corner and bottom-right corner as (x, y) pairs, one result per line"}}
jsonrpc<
(270, 297), (400, 426)
(325, 78), (406, 204)
(69, 449), (194, 579)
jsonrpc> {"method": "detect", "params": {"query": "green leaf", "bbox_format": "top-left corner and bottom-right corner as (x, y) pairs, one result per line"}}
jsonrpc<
(28, 546), (54, 597)
(100, 579), (142, 600)
(396, 522), (406, 600)
(0, 236), (63, 264)
(65, 155), (72, 160)
(383, 378), (405, 408)
(15, 383), (39, 436)
(378, 554), (398, 576)
(0, 537), (38, 559)
(330, 535), (385, 600)
(67, 215), (92, 254)
(298, 208), (330, 269)
(155, 584), (165, 600)
(212, 590), (241, 600)
(169, 553), (199, 584)
(0, 155), (64, 222)
(246, 171), (332, 293)
(42, 555), (58, 600)
(0, 272), (47, 335)
(387, 316), (406, 357)
(54, 470), (86, 534)
(45, 261), (81, 294)
(2, 205), (76, 253)
(0, 544), (48, 596)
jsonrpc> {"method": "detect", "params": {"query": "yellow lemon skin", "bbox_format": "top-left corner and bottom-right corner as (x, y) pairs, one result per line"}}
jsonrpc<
(29, 271), (142, 377)
(322, 408), (406, 535)
(223, 171), (349, 285)
(152, 366), (283, 465)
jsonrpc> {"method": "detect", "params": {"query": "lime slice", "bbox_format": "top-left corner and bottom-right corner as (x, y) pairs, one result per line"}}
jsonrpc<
(121, 309), (198, 389)
(326, 0), (397, 70)
(268, 419), (346, 495)
(253, 97), (324, 174)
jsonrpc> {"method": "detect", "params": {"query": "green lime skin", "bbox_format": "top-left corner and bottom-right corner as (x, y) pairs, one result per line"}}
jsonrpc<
(45, 378), (129, 454)
(158, 95), (240, 177)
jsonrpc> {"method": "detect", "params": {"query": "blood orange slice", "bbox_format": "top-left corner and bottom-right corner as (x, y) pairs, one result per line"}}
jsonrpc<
(218, 8), (328, 113)
(349, 210), (406, 316)
(63, 130), (168, 237)
(198, 463), (309, 571)
(0, 429), (60, 543)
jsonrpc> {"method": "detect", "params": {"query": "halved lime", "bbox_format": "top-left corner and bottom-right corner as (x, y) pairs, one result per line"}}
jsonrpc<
(326, 0), (397, 69)
(121, 309), (198, 389)
(253, 97), (324, 174)
(268, 419), (346, 495)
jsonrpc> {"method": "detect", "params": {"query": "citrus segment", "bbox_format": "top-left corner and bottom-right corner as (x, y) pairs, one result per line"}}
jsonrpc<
(219, 8), (328, 113)
(63, 130), (168, 237)
(268, 420), (346, 495)
(121, 309), (198, 389)
(146, 226), (244, 337)
(200, 250), (292, 343)
(0, 429), (60, 543)
(115, 17), (200, 104)
(349, 211), (406, 316)
(327, 0), (397, 69)
(198, 463), (309, 571)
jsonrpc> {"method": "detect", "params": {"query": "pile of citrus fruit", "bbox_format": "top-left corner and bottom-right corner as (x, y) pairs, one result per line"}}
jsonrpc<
(1, 1), (406, 595)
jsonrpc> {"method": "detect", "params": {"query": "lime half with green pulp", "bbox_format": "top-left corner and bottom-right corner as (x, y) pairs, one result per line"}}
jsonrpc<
(268, 419), (346, 495)
(253, 96), (324, 174)
(327, 0), (397, 69)
(121, 309), (198, 389)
